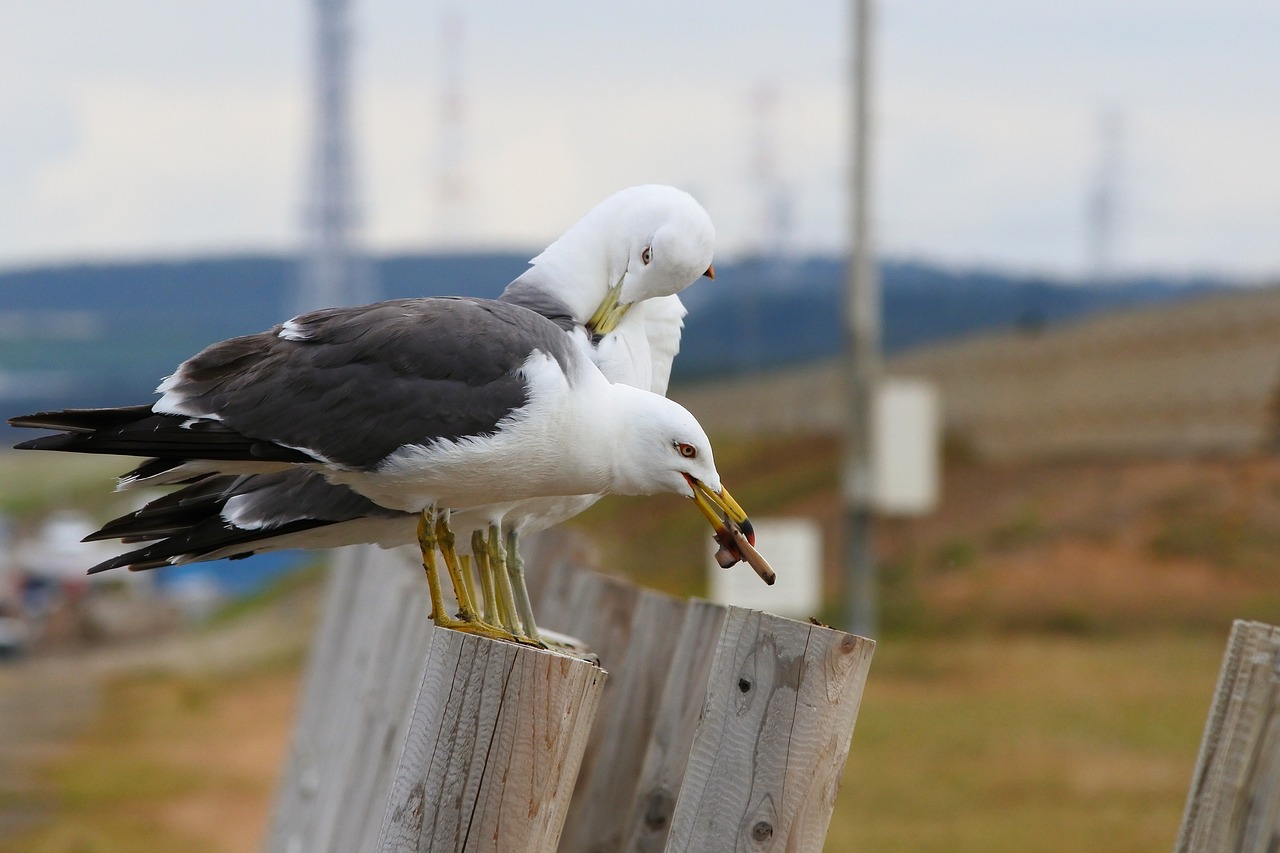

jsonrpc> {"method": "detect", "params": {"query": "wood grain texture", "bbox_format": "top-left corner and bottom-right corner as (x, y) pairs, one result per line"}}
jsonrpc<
(269, 537), (873, 853)
(664, 608), (875, 853)
(1176, 620), (1280, 853)
(267, 545), (435, 853)
(620, 600), (728, 853)
(376, 630), (607, 853)
(557, 588), (689, 853)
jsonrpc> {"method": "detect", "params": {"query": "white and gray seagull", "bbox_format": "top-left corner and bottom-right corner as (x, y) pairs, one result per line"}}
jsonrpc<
(9, 297), (762, 644)
(9, 187), (772, 645)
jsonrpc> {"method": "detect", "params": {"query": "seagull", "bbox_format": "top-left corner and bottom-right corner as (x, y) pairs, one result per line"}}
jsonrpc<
(9, 187), (774, 645)
(96, 186), (751, 643)
(9, 296), (766, 645)
(447, 185), (718, 637)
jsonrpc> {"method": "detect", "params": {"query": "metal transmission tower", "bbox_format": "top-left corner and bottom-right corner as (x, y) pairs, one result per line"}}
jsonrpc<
(1087, 110), (1123, 283)
(434, 9), (471, 246)
(748, 84), (793, 260)
(295, 0), (377, 316)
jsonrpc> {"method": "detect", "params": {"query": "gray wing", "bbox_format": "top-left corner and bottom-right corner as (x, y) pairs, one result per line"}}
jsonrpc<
(160, 297), (575, 469)
(498, 275), (577, 332)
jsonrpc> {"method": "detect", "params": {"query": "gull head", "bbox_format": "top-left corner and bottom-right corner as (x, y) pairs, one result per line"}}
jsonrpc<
(608, 386), (775, 585)
(532, 185), (715, 337)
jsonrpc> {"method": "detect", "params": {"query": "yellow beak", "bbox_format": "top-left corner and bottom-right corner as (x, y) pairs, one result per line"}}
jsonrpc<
(585, 278), (631, 337)
(687, 476), (750, 536)
(685, 476), (775, 585)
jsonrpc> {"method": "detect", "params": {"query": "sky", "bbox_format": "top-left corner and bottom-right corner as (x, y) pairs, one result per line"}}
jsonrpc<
(1, 1), (1278, 279)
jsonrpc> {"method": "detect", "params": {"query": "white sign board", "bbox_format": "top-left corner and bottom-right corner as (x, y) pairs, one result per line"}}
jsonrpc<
(872, 378), (941, 516)
(708, 517), (822, 619)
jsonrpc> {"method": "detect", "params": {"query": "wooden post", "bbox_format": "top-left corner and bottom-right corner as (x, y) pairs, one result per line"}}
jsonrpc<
(557, 588), (689, 853)
(664, 608), (875, 853)
(1176, 620), (1280, 853)
(621, 600), (728, 853)
(376, 630), (606, 853)
(267, 546), (434, 853)
(267, 540), (876, 853)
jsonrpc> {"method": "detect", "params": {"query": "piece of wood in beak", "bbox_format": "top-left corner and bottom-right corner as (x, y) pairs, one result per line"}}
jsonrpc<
(730, 527), (776, 585)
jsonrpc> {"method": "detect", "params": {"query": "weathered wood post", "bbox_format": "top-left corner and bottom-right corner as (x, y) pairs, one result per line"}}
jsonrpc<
(267, 544), (608, 853)
(663, 608), (876, 852)
(1176, 620), (1280, 853)
(376, 631), (606, 852)
(267, 546), (434, 853)
(621, 600), (728, 852)
(267, 538), (876, 853)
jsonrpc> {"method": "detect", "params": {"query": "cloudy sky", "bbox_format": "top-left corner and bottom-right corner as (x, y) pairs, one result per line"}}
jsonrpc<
(2, 1), (1277, 278)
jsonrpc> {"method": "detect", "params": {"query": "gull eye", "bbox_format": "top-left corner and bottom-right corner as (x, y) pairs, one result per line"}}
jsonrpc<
(677, 442), (697, 459)
(641, 245), (653, 265)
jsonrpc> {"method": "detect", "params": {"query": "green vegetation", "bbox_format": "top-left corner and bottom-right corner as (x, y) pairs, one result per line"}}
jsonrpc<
(986, 505), (1046, 551)
(826, 634), (1219, 852)
(0, 452), (127, 518)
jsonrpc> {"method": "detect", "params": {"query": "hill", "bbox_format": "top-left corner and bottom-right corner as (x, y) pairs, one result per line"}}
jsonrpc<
(0, 252), (1224, 433)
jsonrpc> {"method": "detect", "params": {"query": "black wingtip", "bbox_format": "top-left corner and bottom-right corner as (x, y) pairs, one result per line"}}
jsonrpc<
(9, 405), (156, 433)
(86, 558), (126, 575)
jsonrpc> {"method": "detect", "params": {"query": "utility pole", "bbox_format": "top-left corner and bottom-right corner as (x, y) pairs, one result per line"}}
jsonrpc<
(842, 0), (880, 638)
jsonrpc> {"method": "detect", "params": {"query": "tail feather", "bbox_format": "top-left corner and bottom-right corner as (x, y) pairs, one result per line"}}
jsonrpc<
(84, 476), (239, 543)
(82, 469), (410, 573)
(87, 517), (335, 573)
(9, 406), (316, 463)
(8, 405), (155, 434)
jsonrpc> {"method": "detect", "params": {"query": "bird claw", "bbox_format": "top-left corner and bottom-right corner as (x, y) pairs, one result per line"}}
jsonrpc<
(432, 611), (546, 647)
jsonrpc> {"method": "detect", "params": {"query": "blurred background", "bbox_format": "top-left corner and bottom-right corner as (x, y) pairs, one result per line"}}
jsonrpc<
(1, 1), (1278, 851)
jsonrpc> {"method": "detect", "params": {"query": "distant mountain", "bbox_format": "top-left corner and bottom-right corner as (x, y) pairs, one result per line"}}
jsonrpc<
(0, 252), (1231, 426)
(676, 257), (1224, 379)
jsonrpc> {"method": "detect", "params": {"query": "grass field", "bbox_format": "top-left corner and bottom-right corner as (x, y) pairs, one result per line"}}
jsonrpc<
(0, 621), (1224, 852)
(827, 632), (1221, 852)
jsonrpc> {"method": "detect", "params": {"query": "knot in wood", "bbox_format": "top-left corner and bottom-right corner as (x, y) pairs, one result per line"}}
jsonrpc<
(751, 820), (774, 842)
(643, 787), (674, 831)
(738, 677), (753, 693)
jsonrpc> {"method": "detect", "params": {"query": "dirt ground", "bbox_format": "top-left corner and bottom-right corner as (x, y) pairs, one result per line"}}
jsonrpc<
(0, 585), (315, 853)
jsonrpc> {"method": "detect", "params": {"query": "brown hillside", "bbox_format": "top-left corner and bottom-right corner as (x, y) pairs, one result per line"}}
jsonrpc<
(571, 434), (1280, 634)
(675, 283), (1280, 459)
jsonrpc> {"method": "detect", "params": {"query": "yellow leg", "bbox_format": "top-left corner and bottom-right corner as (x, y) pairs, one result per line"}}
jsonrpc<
(506, 529), (540, 641)
(434, 509), (480, 621)
(488, 524), (523, 636)
(416, 510), (450, 623)
(458, 553), (476, 612)
(472, 529), (500, 625)
(417, 508), (524, 642)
